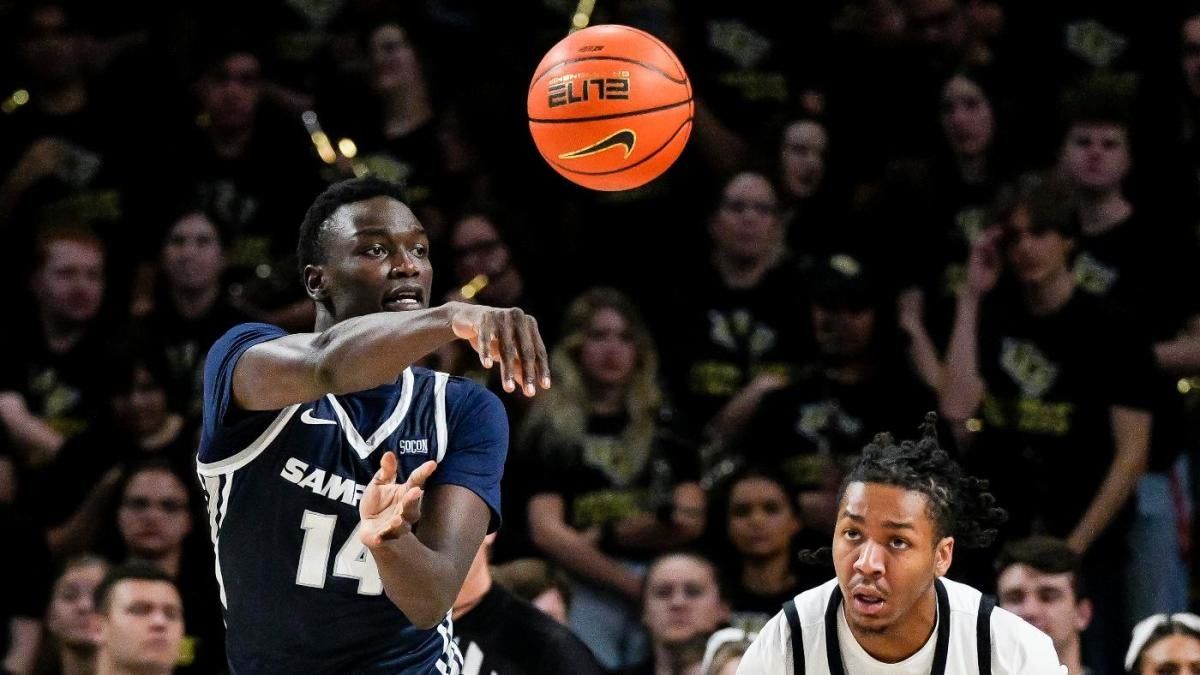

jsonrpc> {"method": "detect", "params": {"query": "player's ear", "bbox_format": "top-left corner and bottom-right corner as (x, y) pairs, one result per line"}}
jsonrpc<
(934, 536), (954, 577)
(304, 264), (328, 301)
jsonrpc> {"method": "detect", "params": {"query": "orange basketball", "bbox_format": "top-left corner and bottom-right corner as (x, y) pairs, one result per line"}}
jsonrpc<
(527, 24), (693, 192)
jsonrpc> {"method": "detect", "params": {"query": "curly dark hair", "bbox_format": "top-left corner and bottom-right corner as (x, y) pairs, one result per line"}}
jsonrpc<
(801, 413), (1006, 564)
(296, 176), (409, 279)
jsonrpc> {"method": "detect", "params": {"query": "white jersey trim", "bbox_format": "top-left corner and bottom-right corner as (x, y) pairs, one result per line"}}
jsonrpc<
(196, 404), (301, 476)
(434, 371), (449, 463)
(326, 368), (416, 459)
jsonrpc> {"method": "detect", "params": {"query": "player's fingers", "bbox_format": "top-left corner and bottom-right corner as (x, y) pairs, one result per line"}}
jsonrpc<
(529, 315), (552, 390)
(497, 311), (521, 393)
(516, 314), (539, 396)
(399, 487), (424, 525)
(405, 461), (437, 489)
(371, 451), (399, 485)
(476, 316), (494, 369)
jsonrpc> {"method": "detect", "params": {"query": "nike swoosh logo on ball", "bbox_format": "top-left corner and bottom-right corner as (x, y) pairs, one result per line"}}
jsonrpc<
(558, 129), (636, 159)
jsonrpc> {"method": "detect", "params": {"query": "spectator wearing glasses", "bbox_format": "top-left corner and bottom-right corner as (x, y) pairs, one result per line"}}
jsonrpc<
(662, 171), (811, 448)
(111, 459), (223, 675)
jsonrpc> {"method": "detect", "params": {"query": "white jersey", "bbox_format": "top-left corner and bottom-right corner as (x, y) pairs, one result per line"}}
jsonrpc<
(738, 578), (1065, 674)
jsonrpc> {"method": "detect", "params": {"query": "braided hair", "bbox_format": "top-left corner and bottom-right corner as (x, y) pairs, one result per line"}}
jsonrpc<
(801, 412), (1006, 563)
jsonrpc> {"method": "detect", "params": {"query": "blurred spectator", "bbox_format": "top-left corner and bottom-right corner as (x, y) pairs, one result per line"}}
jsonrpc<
(736, 253), (936, 525)
(940, 175), (1154, 674)
(112, 460), (223, 675)
(700, 627), (754, 675)
(316, 17), (448, 241)
(40, 555), (108, 675)
(996, 537), (1093, 675)
(33, 342), (195, 558)
(1059, 77), (1200, 622)
(0, 227), (107, 469)
(616, 552), (729, 675)
(0, 503), (52, 675)
(171, 38), (324, 330)
(662, 171), (811, 447)
(490, 558), (573, 626)
(452, 533), (606, 674)
(135, 209), (249, 422)
(0, 3), (140, 299)
(775, 115), (846, 266)
(92, 562), (184, 675)
(705, 467), (823, 635)
(1124, 613), (1200, 675)
(525, 288), (703, 670)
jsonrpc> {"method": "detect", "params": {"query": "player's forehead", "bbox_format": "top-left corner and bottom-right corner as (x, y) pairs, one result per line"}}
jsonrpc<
(328, 196), (425, 242)
(840, 482), (932, 526)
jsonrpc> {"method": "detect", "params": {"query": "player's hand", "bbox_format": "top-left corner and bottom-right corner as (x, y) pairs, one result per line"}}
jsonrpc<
(965, 228), (1002, 298)
(358, 453), (436, 548)
(448, 302), (551, 397)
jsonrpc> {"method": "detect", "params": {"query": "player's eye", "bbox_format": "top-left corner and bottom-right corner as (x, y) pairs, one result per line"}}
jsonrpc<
(843, 529), (861, 541)
(364, 244), (388, 257)
(411, 244), (427, 258)
(890, 538), (910, 550)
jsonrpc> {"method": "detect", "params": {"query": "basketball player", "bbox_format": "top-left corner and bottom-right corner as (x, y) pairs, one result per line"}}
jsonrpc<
(197, 177), (550, 673)
(739, 414), (1065, 674)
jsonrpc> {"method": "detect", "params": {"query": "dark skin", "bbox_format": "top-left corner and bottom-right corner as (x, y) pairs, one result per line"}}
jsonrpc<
(231, 195), (551, 629)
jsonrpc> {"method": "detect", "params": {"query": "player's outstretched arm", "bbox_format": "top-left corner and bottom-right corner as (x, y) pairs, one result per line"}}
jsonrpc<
(357, 451), (489, 628)
(231, 302), (550, 411)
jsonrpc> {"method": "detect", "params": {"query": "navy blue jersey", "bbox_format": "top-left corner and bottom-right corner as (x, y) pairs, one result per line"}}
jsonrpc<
(197, 323), (508, 674)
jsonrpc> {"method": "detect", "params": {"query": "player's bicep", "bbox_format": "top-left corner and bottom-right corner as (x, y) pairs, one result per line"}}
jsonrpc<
(233, 333), (325, 411)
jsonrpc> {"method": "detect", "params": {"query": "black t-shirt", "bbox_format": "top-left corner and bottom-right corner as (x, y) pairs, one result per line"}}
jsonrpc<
(528, 411), (700, 560)
(727, 582), (804, 636)
(1073, 212), (1200, 470)
(664, 259), (812, 440)
(971, 290), (1155, 556)
(135, 294), (251, 423)
(0, 324), (108, 444)
(453, 584), (605, 675)
(738, 359), (938, 490)
(174, 547), (227, 675)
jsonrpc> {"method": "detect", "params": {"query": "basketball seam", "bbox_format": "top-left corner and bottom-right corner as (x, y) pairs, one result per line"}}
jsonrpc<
(529, 55), (689, 92)
(529, 98), (692, 124)
(609, 25), (687, 82)
(548, 117), (692, 176)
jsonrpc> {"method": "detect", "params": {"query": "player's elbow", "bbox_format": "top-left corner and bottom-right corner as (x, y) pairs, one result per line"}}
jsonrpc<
(387, 586), (455, 630)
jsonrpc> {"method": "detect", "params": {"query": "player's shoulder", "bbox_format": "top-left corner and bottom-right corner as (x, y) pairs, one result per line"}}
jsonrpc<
(792, 578), (839, 628)
(941, 576), (985, 614)
(208, 322), (287, 359)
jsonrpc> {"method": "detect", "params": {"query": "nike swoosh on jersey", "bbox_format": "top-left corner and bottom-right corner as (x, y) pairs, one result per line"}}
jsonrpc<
(300, 409), (338, 426)
(558, 129), (636, 160)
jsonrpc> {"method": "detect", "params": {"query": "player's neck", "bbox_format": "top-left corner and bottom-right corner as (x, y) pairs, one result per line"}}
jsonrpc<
(849, 585), (937, 663)
(741, 552), (795, 596)
(58, 644), (95, 675)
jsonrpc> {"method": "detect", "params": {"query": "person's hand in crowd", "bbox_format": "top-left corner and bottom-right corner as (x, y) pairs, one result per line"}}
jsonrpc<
(897, 287), (926, 336)
(965, 227), (1003, 298)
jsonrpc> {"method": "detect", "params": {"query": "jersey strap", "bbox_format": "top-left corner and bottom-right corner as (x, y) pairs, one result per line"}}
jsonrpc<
(783, 599), (804, 674)
(977, 593), (996, 675)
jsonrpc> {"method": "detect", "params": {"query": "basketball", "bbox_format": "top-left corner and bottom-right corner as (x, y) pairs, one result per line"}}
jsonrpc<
(527, 24), (693, 192)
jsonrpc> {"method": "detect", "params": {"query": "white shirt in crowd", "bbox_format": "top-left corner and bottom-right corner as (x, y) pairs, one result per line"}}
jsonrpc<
(738, 577), (1066, 674)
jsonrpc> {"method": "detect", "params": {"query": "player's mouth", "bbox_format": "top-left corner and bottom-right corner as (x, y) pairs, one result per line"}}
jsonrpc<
(383, 286), (425, 311)
(850, 588), (887, 616)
